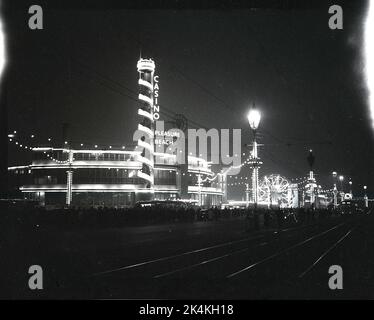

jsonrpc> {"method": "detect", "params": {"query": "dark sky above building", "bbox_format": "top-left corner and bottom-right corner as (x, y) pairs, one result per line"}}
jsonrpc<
(3, 0), (373, 198)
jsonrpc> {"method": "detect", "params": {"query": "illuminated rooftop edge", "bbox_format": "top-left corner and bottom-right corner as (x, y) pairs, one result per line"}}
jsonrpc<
(137, 58), (155, 72)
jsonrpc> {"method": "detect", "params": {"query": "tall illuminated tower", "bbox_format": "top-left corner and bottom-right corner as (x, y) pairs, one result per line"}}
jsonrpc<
(247, 107), (261, 208)
(250, 139), (260, 206)
(136, 58), (155, 196)
(306, 150), (317, 208)
(306, 170), (317, 206)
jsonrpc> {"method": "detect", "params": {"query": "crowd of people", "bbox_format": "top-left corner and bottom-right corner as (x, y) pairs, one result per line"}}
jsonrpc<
(1, 199), (360, 231)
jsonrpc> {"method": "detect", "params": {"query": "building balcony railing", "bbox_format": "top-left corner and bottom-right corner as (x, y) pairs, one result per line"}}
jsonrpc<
(188, 186), (223, 195)
(31, 160), (142, 169)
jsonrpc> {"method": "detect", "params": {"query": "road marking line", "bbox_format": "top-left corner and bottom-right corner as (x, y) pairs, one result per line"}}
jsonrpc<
(298, 229), (353, 278)
(154, 239), (274, 278)
(154, 247), (249, 279)
(226, 223), (344, 279)
(92, 234), (264, 276)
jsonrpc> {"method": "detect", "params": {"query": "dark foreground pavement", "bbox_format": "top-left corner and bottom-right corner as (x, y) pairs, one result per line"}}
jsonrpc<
(1, 213), (374, 299)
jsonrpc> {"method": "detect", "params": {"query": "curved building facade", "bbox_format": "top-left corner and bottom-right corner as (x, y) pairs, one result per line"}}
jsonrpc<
(8, 147), (223, 207)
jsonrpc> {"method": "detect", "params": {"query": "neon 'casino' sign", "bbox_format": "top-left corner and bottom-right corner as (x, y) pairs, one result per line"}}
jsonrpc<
(153, 75), (180, 146)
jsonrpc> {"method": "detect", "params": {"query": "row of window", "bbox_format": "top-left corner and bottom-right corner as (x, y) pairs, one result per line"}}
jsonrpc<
(17, 167), (217, 188)
(33, 151), (138, 162)
(30, 168), (177, 185)
(154, 170), (177, 186)
(33, 151), (210, 169)
(73, 153), (136, 161)
(73, 168), (142, 184)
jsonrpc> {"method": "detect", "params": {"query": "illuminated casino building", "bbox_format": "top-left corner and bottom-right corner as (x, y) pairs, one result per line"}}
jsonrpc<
(7, 58), (224, 208)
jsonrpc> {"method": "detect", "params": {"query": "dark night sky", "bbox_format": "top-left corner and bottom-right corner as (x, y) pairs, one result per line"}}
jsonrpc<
(3, 0), (373, 198)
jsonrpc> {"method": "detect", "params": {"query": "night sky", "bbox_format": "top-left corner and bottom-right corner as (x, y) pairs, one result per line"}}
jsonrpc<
(2, 0), (373, 198)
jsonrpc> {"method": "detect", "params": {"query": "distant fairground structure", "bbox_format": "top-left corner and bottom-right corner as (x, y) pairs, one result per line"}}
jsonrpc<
(258, 174), (296, 208)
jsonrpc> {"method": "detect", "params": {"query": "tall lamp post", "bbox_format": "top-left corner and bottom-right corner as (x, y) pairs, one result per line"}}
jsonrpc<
(307, 149), (316, 208)
(197, 172), (202, 207)
(332, 171), (338, 208)
(339, 175), (344, 202)
(245, 183), (250, 208)
(364, 185), (368, 208)
(247, 108), (261, 209)
(66, 150), (74, 207)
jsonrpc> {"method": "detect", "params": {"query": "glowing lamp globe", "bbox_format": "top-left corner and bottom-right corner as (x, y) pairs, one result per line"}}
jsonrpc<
(247, 109), (261, 130)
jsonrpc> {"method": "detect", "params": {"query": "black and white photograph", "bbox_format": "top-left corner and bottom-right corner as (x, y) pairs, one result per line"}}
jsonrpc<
(0, 0), (374, 305)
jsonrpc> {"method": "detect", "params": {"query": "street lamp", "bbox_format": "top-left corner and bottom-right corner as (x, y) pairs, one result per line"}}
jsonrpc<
(332, 172), (338, 208)
(364, 185), (368, 208)
(247, 108), (261, 209)
(349, 181), (353, 197)
(339, 175), (344, 202)
(307, 150), (316, 208)
(339, 175), (344, 189)
(247, 109), (261, 131)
